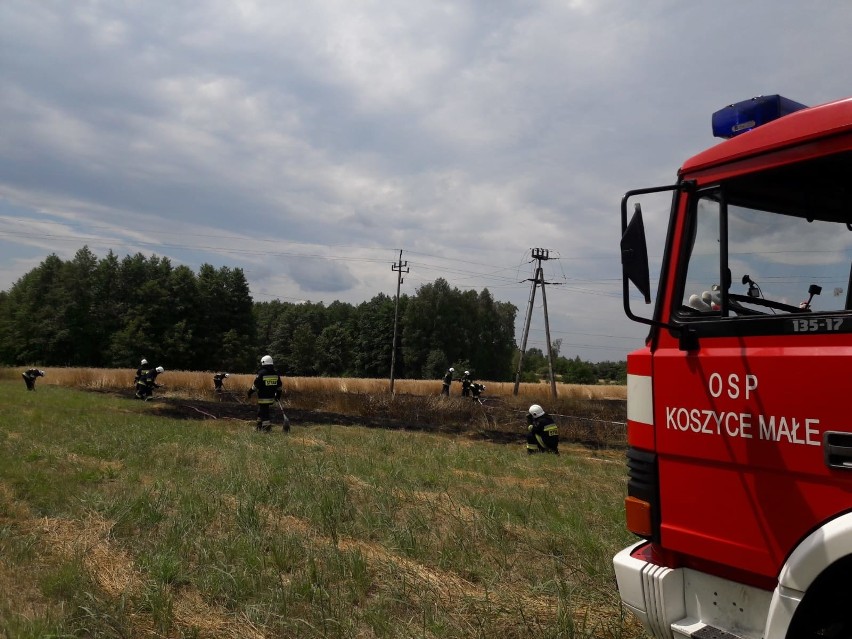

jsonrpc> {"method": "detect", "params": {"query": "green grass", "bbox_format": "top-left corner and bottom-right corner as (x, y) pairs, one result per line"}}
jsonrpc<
(0, 382), (643, 638)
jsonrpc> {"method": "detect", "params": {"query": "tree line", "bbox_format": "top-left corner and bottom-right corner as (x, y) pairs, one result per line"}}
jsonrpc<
(0, 247), (625, 383)
(516, 343), (626, 385)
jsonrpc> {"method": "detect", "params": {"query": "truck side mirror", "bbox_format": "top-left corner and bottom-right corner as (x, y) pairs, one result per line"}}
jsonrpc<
(621, 204), (651, 304)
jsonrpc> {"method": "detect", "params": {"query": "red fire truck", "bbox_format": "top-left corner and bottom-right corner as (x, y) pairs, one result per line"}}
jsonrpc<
(614, 95), (852, 639)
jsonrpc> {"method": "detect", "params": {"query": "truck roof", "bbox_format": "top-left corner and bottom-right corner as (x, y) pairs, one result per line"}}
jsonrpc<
(680, 96), (852, 175)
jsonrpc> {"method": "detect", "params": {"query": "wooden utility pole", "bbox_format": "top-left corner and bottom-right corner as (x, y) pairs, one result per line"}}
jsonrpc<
(390, 250), (408, 394)
(514, 268), (538, 394)
(513, 248), (558, 400)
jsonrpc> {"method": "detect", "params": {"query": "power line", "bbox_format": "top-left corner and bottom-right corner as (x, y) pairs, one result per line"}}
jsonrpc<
(0, 228), (397, 265)
(0, 224), (626, 288)
(521, 326), (640, 341)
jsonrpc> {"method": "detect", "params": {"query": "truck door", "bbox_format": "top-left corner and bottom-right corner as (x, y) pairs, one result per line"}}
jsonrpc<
(651, 150), (852, 581)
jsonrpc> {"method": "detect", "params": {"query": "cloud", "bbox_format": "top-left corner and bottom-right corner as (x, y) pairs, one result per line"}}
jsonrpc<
(286, 257), (359, 293)
(0, 0), (851, 360)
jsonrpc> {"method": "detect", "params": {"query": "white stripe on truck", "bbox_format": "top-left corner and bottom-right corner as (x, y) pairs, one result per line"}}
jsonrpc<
(627, 373), (653, 426)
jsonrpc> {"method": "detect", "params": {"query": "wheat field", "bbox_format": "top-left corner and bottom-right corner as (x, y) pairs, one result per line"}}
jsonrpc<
(3, 366), (626, 401)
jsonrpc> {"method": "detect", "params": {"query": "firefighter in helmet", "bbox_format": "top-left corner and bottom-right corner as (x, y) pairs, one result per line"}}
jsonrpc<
(471, 382), (486, 404)
(461, 370), (472, 397)
(213, 372), (229, 393)
(247, 355), (282, 432)
(526, 404), (559, 455)
(22, 368), (45, 391)
(135, 358), (151, 384)
(441, 367), (455, 396)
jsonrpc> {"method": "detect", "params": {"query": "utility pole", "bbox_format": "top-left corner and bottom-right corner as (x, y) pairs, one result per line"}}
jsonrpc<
(513, 248), (558, 400)
(390, 250), (408, 394)
(514, 268), (538, 395)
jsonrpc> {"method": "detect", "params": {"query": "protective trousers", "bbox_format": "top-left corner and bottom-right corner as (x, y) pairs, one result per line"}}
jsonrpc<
(256, 402), (272, 432)
(135, 382), (153, 400)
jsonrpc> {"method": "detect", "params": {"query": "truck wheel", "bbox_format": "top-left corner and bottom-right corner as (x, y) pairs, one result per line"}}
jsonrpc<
(787, 559), (852, 638)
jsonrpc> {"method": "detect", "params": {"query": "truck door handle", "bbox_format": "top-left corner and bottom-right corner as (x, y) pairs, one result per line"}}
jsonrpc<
(825, 432), (852, 470)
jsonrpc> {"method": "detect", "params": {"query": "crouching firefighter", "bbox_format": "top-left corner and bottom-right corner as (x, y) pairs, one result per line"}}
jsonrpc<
(471, 382), (486, 404)
(247, 355), (282, 432)
(526, 404), (559, 455)
(22, 368), (45, 391)
(213, 372), (229, 393)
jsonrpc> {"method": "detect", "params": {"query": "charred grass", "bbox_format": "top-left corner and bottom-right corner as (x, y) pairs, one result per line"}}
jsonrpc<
(2, 368), (627, 449)
(0, 380), (642, 638)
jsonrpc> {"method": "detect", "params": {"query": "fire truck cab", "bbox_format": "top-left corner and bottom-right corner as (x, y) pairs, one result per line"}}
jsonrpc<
(614, 95), (852, 639)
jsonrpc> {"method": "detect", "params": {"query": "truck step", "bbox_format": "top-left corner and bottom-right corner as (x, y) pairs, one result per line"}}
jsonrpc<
(672, 618), (745, 639)
(691, 626), (743, 639)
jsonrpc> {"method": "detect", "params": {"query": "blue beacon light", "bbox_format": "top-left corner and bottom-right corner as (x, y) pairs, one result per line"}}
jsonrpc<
(711, 95), (808, 139)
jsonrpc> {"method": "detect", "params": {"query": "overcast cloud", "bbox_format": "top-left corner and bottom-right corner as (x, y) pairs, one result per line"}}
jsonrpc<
(1, 1), (850, 363)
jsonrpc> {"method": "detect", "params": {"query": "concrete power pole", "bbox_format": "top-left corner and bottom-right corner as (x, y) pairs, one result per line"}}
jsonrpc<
(390, 250), (408, 394)
(513, 248), (558, 400)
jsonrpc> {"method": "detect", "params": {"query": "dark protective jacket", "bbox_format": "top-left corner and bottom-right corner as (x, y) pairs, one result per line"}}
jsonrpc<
(248, 365), (282, 404)
(138, 368), (161, 389)
(22, 368), (44, 390)
(135, 368), (162, 399)
(213, 372), (228, 389)
(527, 412), (559, 453)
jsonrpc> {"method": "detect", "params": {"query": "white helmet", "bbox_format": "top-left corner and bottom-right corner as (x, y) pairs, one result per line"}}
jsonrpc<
(449, 367), (455, 372)
(529, 404), (545, 419)
(261, 355), (274, 366)
(156, 366), (164, 373)
(224, 373), (230, 378)
(141, 358), (148, 365)
(464, 370), (470, 375)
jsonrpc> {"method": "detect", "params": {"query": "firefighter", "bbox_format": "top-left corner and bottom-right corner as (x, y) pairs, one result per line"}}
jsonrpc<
(22, 368), (45, 391)
(471, 382), (486, 404)
(134, 358), (151, 384)
(526, 404), (559, 455)
(213, 372), (229, 393)
(247, 355), (282, 432)
(135, 366), (165, 400)
(461, 371), (472, 397)
(441, 367), (455, 396)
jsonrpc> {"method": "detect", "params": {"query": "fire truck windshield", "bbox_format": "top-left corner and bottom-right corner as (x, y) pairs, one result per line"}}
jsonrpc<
(679, 151), (852, 318)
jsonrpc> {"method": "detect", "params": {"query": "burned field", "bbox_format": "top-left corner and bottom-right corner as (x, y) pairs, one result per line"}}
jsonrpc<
(126, 389), (628, 449)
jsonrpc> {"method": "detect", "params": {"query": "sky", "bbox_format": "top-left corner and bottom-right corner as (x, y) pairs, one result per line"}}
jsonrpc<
(1, 1), (851, 364)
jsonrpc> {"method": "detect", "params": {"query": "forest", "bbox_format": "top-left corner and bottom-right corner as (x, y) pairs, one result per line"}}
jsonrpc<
(0, 247), (625, 383)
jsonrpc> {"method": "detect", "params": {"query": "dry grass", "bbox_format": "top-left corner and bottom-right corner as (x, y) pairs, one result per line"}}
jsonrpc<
(0, 380), (639, 637)
(2, 366), (625, 401)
